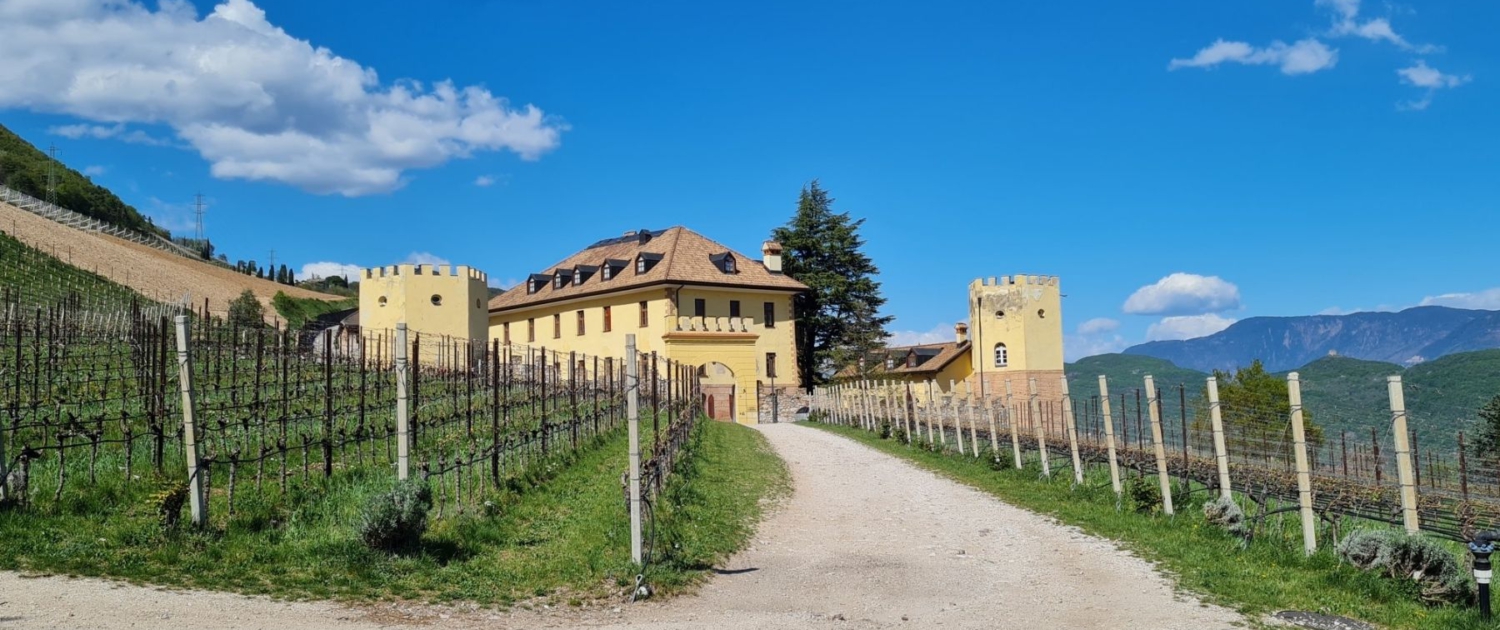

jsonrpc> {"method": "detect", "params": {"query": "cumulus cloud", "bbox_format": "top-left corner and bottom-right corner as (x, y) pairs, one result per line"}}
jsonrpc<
(886, 323), (960, 347)
(403, 251), (451, 266)
(1146, 314), (1237, 342)
(299, 261), (361, 282)
(1076, 317), (1120, 336)
(1318, 0), (1438, 53)
(2, 0), (565, 195)
(474, 175), (496, 187)
(82, 165), (107, 177)
(1123, 273), (1241, 316)
(1169, 38), (1337, 75)
(1419, 288), (1500, 310)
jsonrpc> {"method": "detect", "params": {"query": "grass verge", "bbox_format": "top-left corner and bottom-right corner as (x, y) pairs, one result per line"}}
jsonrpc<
(0, 420), (787, 606)
(807, 421), (1489, 630)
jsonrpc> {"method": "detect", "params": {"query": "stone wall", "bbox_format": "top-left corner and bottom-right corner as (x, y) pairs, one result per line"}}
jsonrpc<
(757, 386), (810, 423)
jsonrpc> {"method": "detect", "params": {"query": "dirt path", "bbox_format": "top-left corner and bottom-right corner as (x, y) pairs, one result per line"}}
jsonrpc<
(0, 423), (1246, 629)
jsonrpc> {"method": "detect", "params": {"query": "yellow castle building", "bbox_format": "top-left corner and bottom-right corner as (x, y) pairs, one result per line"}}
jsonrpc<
(357, 263), (490, 362)
(841, 274), (1065, 404)
(485, 227), (807, 425)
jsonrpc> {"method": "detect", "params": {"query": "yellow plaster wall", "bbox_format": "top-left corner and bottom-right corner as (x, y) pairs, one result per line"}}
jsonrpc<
(487, 287), (672, 359)
(673, 287), (800, 389)
(662, 335), (760, 425)
(967, 274), (1063, 381)
(359, 264), (489, 364)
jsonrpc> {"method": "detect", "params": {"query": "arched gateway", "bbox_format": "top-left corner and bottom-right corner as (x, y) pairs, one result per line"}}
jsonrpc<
(699, 362), (736, 421)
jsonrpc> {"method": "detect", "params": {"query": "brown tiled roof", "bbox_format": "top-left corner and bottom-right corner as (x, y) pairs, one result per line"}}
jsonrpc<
(489, 226), (808, 313)
(835, 341), (971, 378)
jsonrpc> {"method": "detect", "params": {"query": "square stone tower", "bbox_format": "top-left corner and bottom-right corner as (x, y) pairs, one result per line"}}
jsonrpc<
(966, 274), (1064, 402)
(359, 264), (489, 351)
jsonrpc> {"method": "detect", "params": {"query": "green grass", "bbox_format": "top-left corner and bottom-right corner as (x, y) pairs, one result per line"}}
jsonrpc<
(808, 421), (1491, 630)
(0, 420), (787, 606)
(271, 291), (356, 330)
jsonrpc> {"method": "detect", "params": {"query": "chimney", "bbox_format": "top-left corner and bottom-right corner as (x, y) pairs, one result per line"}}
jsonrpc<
(955, 322), (969, 344)
(762, 240), (783, 274)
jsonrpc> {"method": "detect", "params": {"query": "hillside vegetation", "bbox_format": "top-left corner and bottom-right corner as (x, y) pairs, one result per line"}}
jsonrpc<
(0, 228), (151, 313)
(0, 123), (167, 237)
(1067, 352), (1500, 449)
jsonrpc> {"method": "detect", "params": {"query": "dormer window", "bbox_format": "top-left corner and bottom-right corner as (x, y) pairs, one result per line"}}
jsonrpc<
(884, 357), (894, 370)
(602, 259), (627, 281)
(636, 252), (663, 275)
(527, 273), (552, 294)
(553, 269), (573, 289)
(710, 252), (737, 274)
(906, 352), (917, 368)
(573, 264), (597, 286)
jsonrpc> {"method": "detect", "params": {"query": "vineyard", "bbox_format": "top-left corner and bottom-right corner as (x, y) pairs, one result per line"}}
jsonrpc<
(815, 374), (1500, 546)
(0, 296), (702, 581)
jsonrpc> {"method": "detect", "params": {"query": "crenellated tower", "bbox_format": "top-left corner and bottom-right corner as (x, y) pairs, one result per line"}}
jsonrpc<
(359, 264), (489, 345)
(966, 274), (1064, 402)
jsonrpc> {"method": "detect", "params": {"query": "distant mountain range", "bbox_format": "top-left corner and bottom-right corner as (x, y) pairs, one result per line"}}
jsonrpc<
(1124, 306), (1500, 373)
(1065, 350), (1500, 450)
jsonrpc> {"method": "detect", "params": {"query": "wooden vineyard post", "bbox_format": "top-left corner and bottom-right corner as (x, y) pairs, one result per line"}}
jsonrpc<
(1061, 375), (1083, 485)
(1098, 375), (1122, 497)
(1006, 379), (1021, 469)
(1029, 378), (1048, 477)
(172, 315), (207, 527)
(1388, 375), (1420, 534)
(1288, 372), (1316, 555)
(1144, 375), (1173, 516)
(626, 335), (642, 565)
(1206, 375), (1231, 500)
(395, 324), (410, 480)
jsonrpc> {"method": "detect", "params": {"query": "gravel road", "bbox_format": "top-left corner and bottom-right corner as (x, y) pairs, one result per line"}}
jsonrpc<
(0, 423), (1246, 629)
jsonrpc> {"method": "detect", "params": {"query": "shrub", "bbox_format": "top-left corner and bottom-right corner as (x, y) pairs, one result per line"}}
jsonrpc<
(1336, 529), (1473, 605)
(359, 478), (433, 552)
(1202, 495), (1247, 539)
(1126, 475), (1162, 514)
(227, 289), (265, 329)
(1337, 528), (1396, 571)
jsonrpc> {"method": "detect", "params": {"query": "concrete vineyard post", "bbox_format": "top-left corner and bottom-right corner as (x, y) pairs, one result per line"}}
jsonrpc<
(1288, 373), (1316, 555)
(1061, 375), (1084, 485)
(172, 315), (207, 527)
(1388, 375), (1420, 534)
(395, 324), (410, 481)
(1098, 375), (1122, 497)
(1144, 375), (1173, 516)
(1006, 379), (1021, 469)
(949, 380), (967, 455)
(626, 335), (643, 565)
(965, 389), (981, 458)
(1029, 378), (1048, 477)
(1206, 376), (1231, 500)
(985, 396), (1000, 462)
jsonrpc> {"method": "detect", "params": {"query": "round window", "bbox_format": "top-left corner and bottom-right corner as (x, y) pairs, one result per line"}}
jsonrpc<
(378, 296), (388, 307)
(1037, 309), (1046, 318)
(995, 310), (1005, 318)
(431, 294), (443, 306)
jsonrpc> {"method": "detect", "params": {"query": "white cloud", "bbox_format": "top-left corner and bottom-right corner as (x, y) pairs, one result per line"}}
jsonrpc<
(403, 251), (451, 267)
(1169, 38), (1337, 76)
(474, 175), (496, 187)
(1123, 273), (1241, 316)
(489, 276), (519, 290)
(299, 261), (361, 282)
(1076, 317), (1120, 336)
(82, 164), (107, 176)
(886, 322), (961, 347)
(1419, 288), (1500, 310)
(1319, 0), (1438, 53)
(2, 0), (565, 196)
(1396, 61), (1471, 111)
(1146, 314), (1237, 342)
(1065, 332), (1128, 362)
(49, 123), (172, 146)
(144, 196), (198, 233)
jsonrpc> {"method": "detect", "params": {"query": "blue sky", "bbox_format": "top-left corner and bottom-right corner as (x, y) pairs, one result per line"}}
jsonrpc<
(1, 0), (1496, 360)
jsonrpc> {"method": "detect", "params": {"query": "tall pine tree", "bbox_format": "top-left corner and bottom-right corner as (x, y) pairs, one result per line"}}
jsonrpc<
(771, 181), (893, 386)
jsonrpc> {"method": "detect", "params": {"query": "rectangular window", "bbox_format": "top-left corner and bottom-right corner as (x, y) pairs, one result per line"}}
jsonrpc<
(766, 352), (777, 379)
(639, 300), (649, 327)
(577, 310), (585, 336)
(527, 318), (535, 343)
(694, 298), (706, 317)
(603, 305), (612, 332)
(503, 322), (511, 344)
(729, 300), (740, 318)
(764, 302), (776, 328)
(553, 313), (561, 339)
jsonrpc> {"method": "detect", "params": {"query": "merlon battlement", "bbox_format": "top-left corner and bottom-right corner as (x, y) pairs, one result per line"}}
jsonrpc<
(972, 274), (1059, 287)
(363, 264), (488, 283)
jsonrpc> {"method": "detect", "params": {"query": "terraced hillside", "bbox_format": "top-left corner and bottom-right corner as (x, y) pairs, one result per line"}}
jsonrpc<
(0, 198), (337, 321)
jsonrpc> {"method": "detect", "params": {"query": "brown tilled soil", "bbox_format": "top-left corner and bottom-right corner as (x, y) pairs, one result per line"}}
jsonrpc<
(0, 423), (1247, 630)
(0, 200), (338, 321)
